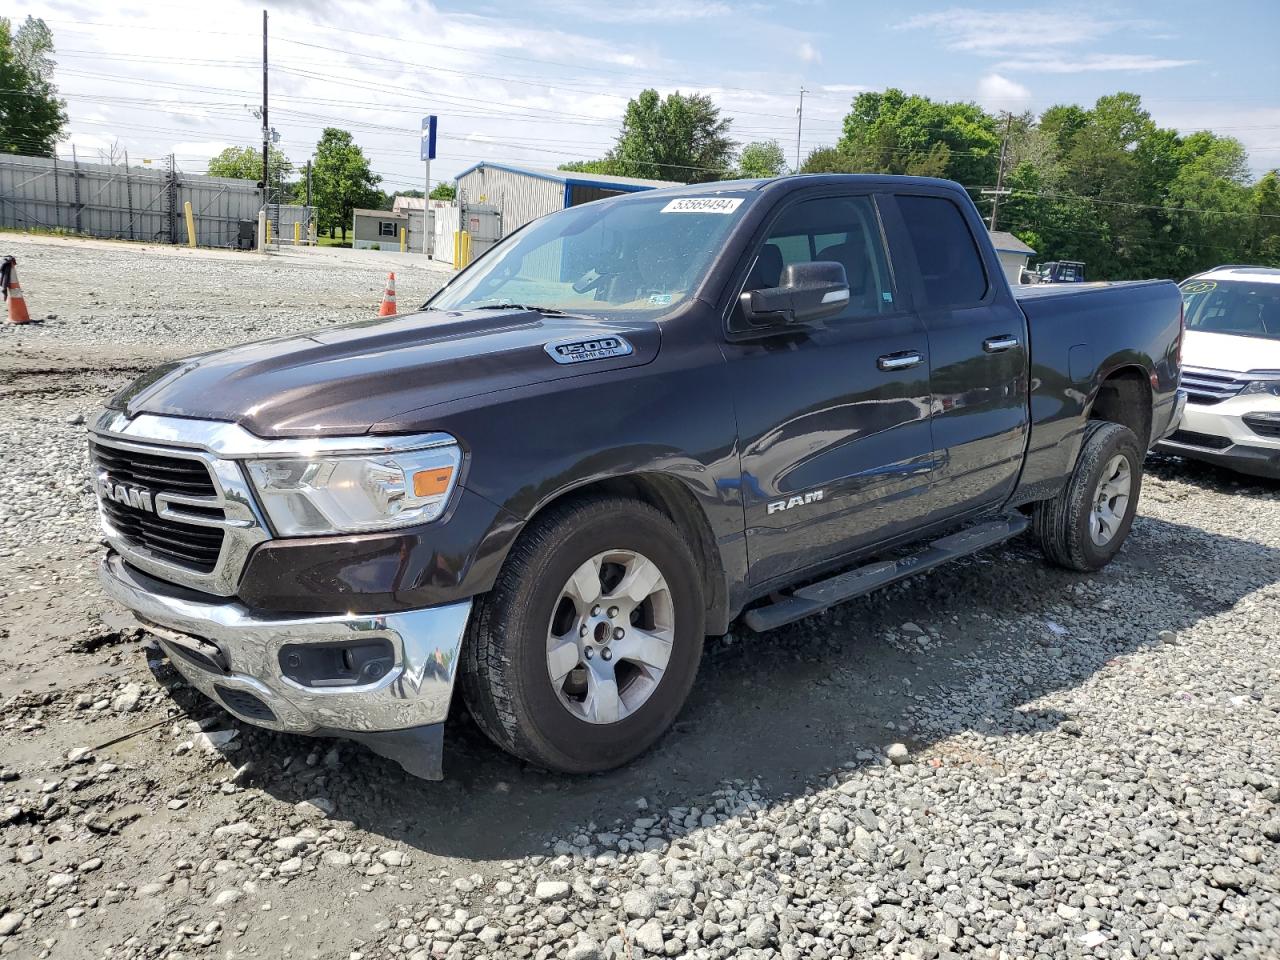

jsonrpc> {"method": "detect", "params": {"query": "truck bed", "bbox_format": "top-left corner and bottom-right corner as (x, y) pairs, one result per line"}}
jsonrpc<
(1012, 279), (1183, 501)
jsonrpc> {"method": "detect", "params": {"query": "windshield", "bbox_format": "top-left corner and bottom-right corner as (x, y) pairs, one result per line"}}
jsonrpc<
(1181, 278), (1280, 340)
(429, 192), (753, 319)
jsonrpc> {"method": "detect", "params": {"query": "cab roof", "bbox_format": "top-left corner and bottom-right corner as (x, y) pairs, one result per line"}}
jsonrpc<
(637, 173), (968, 197)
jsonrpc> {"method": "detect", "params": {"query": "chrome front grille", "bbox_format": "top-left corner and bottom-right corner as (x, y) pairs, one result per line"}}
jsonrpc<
(89, 422), (268, 596)
(90, 441), (225, 572)
(88, 441), (218, 496)
(1181, 366), (1248, 405)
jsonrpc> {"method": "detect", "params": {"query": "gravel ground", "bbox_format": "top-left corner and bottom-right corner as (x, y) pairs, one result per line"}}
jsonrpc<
(1, 234), (1278, 960)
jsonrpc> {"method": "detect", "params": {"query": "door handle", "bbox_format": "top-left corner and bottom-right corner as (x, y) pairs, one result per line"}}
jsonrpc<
(877, 351), (924, 371)
(983, 335), (1020, 353)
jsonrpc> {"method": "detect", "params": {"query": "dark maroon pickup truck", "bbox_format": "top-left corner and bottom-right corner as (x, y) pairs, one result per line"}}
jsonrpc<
(91, 174), (1185, 778)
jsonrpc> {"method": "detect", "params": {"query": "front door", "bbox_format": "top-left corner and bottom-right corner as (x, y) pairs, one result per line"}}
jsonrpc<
(722, 192), (937, 588)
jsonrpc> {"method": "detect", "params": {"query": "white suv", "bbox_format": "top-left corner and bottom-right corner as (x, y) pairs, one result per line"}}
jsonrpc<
(1158, 266), (1280, 478)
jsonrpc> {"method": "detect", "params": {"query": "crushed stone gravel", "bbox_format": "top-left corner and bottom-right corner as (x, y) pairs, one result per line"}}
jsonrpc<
(0, 234), (1277, 959)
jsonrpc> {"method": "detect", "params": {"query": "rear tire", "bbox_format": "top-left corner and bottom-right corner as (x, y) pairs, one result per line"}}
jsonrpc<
(461, 497), (704, 773)
(1034, 420), (1143, 571)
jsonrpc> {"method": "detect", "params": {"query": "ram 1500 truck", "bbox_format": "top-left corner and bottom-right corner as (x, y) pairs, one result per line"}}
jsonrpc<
(91, 175), (1186, 779)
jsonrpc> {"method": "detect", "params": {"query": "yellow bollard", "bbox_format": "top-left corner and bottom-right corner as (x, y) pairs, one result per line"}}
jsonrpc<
(294, 221), (301, 245)
(461, 231), (472, 268)
(266, 220), (272, 244)
(453, 229), (463, 269)
(183, 201), (196, 248)
(400, 226), (406, 253)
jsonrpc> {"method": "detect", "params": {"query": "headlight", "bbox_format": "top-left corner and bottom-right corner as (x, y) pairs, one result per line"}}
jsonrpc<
(1240, 379), (1280, 397)
(245, 443), (462, 536)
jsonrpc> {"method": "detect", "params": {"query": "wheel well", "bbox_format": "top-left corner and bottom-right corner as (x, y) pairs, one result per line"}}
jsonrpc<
(1089, 367), (1152, 448)
(528, 475), (730, 635)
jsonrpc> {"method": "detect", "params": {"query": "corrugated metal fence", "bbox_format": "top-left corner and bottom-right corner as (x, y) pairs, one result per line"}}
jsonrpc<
(0, 152), (311, 248)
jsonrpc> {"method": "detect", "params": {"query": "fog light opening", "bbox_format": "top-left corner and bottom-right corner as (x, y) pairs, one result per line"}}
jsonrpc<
(278, 639), (395, 688)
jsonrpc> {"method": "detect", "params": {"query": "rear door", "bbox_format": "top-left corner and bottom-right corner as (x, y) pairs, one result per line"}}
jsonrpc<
(722, 190), (937, 587)
(886, 192), (1030, 520)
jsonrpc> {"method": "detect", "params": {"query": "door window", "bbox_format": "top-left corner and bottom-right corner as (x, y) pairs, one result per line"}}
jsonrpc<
(741, 195), (894, 319)
(896, 195), (988, 307)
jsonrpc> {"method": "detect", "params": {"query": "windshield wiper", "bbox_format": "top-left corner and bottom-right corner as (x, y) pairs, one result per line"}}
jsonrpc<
(472, 303), (596, 319)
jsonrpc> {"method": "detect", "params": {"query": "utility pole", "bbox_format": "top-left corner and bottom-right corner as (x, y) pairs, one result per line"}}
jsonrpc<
(795, 87), (808, 173)
(261, 10), (269, 210)
(987, 111), (1013, 231)
(304, 159), (313, 241)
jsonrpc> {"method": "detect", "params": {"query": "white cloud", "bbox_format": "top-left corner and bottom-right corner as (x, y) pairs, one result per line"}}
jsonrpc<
(819, 84), (869, 95)
(901, 8), (1120, 52)
(976, 73), (1031, 111)
(542, 0), (734, 23)
(797, 41), (821, 63)
(993, 54), (1198, 74)
(900, 7), (1191, 75)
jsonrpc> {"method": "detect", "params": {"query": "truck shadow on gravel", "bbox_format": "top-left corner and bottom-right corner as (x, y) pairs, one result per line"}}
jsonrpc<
(156, 510), (1279, 864)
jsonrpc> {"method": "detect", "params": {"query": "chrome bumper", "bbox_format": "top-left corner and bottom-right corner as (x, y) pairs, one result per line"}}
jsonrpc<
(99, 552), (472, 737)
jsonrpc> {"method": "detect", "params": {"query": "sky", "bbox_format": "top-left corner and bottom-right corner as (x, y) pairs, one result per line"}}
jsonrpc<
(13, 0), (1280, 192)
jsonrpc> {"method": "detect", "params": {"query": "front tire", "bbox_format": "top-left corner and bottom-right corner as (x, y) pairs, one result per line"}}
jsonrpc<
(1034, 420), (1143, 571)
(461, 497), (705, 773)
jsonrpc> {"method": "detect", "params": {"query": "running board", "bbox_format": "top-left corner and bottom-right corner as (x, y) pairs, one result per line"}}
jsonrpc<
(741, 514), (1030, 633)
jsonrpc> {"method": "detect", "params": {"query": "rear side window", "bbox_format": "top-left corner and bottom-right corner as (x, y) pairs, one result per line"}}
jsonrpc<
(897, 195), (988, 307)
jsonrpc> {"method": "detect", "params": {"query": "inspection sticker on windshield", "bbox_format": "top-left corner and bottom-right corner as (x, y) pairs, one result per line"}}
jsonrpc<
(544, 335), (634, 365)
(661, 197), (743, 214)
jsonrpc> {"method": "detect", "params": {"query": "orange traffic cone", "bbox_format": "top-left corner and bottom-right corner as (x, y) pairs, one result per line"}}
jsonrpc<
(3, 256), (31, 325)
(378, 272), (397, 316)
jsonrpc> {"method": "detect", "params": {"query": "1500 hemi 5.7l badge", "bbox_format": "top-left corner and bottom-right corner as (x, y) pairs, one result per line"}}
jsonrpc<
(544, 335), (634, 365)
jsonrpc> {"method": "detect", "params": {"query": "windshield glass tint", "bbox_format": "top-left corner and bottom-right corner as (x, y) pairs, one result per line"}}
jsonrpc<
(1181, 278), (1280, 341)
(429, 193), (752, 318)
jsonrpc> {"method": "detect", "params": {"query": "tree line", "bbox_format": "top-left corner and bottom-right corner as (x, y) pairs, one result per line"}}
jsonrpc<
(568, 86), (1280, 280)
(3, 14), (1276, 274)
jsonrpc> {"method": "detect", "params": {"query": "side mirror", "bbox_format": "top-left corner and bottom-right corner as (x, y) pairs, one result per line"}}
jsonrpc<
(740, 260), (850, 327)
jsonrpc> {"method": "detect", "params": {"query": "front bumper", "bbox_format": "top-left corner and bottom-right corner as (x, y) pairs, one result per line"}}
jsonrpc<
(99, 552), (472, 778)
(1155, 392), (1280, 479)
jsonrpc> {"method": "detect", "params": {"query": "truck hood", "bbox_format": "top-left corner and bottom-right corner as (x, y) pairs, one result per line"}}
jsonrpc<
(111, 308), (660, 437)
(1183, 330), (1280, 375)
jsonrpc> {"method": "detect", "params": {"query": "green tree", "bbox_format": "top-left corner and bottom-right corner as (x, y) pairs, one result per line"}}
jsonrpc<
(559, 158), (623, 176)
(737, 140), (786, 178)
(310, 128), (382, 241)
(558, 90), (735, 183)
(837, 88), (999, 186)
(799, 146), (859, 174)
(609, 89), (735, 183)
(1249, 171), (1280, 265)
(0, 16), (66, 157)
(429, 182), (456, 201)
(207, 144), (292, 183)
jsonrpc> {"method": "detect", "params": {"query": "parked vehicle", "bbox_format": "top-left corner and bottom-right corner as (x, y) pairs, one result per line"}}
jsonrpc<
(1157, 266), (1280, 477)
(91, 175), (1185, 779)
(1024, 260), (1087, 284)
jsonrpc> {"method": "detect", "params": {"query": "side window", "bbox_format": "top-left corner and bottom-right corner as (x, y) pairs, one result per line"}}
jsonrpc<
(740, 195), (894, 319)
(896, 195), (988, 307)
